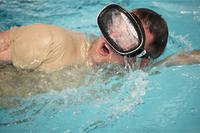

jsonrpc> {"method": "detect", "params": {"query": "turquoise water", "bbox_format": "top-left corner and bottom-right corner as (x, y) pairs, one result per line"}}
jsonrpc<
(0, 0), (200, 133)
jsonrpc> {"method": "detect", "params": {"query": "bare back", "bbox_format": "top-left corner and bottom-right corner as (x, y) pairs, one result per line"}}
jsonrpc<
(0, 24), (92, 72)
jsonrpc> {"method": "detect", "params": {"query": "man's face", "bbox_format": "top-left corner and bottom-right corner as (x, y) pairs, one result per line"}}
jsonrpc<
(88, 35), (135, 66)
(88, 20), (154, 67)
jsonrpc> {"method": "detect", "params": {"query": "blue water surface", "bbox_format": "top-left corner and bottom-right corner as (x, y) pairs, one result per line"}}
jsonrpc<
(0, 0), (200, 133)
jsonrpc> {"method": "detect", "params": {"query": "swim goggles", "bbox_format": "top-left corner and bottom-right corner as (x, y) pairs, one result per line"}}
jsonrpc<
(97, 4), (149, 58)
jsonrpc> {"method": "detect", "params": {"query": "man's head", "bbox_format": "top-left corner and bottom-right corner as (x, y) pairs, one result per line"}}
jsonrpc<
(88, 6), (168, 67)
(131, 8), (168, 59)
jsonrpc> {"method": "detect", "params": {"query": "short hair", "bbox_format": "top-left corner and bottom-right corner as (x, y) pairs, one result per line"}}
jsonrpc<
(130, 8), (168, 58)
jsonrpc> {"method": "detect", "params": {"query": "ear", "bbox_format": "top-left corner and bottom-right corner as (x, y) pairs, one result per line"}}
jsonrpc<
(140, 58), (151, 69)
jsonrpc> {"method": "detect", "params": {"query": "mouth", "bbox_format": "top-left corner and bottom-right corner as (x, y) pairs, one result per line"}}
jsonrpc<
(98, 41), (110, 56)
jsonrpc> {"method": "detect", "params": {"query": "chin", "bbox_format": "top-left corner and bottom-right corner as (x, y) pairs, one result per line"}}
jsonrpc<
(89, 54), (105, 66)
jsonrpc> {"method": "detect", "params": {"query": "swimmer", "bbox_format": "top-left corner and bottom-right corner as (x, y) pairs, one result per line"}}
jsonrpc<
(0, 4), (199, 72)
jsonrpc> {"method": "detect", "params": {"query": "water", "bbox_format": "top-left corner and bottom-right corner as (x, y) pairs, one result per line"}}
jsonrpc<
(0, 0), (200, 133)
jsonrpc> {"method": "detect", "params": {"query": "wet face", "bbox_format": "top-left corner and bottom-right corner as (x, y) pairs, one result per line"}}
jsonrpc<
(89, 36), (138, 65)
(88, 21), (154, 67)
(88, 35), (129, 66)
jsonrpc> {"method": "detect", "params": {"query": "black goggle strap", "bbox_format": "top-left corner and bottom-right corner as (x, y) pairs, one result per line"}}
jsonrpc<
(137, 49), (149, 58)
(125, 47), (149, 59)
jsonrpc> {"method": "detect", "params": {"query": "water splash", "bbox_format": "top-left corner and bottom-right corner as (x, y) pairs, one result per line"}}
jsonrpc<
(0, 64), (148, 132)
(170, 32), (192, 50)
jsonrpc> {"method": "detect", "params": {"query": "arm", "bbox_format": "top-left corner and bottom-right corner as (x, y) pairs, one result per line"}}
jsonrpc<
(0, 30), (11, 61)
(153, 50), (200, 67)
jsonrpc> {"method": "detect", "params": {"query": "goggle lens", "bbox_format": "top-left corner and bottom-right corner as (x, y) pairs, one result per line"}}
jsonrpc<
(99, 8), (140, 52)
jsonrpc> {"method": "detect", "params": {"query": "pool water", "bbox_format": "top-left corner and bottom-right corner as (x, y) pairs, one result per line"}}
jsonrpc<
(0, 0), (200, 133)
